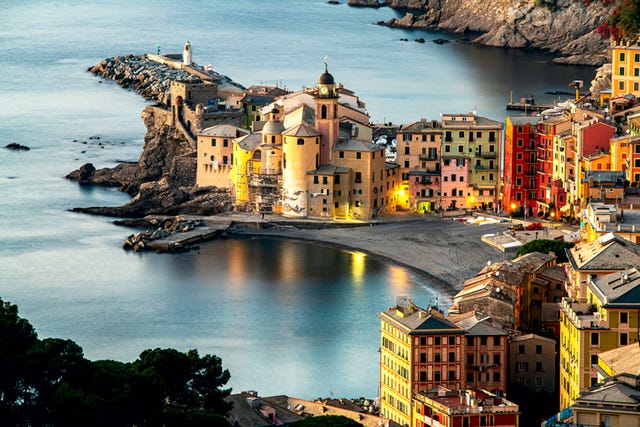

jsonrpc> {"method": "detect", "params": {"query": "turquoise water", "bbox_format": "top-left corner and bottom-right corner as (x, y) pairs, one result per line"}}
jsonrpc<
(0, 0), (595, 398)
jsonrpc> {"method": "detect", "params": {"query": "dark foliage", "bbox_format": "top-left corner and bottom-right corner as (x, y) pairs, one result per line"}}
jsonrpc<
(0, 297), (232, 426)
(514, 239), (574, 263)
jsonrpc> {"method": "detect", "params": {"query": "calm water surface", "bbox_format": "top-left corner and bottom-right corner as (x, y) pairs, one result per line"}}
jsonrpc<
(0, 0), (596, 398)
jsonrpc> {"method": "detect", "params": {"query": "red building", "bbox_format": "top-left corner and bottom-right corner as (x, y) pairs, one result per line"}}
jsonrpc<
(503, 116), (539, 216)
(413, 388), (520, 427)
(536, 116), (571, 215)
(573, 118), (615, 157)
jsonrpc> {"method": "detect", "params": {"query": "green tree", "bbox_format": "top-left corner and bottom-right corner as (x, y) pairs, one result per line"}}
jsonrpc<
(294, 415), (364, 426)
(514, 239), (574, 263)
(0, 298), (39, 423)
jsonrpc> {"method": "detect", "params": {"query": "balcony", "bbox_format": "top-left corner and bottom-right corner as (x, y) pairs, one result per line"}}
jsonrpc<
(559, 298), (609, 329)
(475, 152), (497, 158)
(419, 155), (438, 161)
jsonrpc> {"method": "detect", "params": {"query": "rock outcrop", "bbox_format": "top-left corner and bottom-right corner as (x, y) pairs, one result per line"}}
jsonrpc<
(374, 0), (614, 65)
(589, 63), (612, 97)
(4, 142), (30, 151)
(67, 105), (231, 217)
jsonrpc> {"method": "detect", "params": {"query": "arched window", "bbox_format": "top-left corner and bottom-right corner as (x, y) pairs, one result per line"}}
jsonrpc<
(271, 135), (275, 144)
(321, 105), (328, 119)
(253, 150), (261, 160)
(297, 138), (304, 145)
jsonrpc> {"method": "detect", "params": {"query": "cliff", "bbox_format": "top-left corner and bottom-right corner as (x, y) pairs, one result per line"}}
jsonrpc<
(67, 105), (231, 218)
(374, 0), (615, 65)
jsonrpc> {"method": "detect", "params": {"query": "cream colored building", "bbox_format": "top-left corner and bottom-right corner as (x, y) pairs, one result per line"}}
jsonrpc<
(196, 124), (249, 188)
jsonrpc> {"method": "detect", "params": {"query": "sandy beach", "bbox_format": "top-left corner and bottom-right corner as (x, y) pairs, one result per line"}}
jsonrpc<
(223, 213), (508, 297)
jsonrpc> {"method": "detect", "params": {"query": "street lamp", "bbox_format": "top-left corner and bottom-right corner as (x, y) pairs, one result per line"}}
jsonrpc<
(550, 211), (555, 229)
(510, 203), (516, 221)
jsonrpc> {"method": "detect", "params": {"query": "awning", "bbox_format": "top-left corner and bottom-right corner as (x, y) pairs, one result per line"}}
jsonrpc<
(560, 204), (571, 213)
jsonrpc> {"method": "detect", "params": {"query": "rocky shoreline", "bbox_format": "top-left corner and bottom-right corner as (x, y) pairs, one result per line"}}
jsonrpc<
(351, 0), (612, 65)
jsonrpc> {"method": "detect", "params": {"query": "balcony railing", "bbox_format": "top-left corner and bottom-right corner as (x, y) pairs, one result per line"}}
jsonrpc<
(419, 155), (438, 161)
(475, 152), (497, 158)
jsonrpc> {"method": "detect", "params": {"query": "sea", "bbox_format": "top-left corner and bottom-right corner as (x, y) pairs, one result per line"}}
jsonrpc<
(0, 0), (596, 399)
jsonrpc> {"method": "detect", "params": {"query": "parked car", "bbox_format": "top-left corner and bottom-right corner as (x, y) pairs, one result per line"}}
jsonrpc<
(509, 223), (524, 231)
(526, 222), (543, 230)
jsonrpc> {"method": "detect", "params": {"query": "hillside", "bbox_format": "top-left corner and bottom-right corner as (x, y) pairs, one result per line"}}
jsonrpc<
(360, 0), (618, 65)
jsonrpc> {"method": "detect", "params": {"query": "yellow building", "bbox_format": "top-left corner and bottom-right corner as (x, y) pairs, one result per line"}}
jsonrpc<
(378, 298), (465, 427)
(559, 259), (640, 409)
(196, 124), (249, 188)
(230, 67), (397, 220)
(611, 37), (640, 98)
(441, 113), (503, 210)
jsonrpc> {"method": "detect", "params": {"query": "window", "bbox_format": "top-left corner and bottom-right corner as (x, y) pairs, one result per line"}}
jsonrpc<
(334, 202), (339, 209)
(420, 337), (427, 345)
(620, 52), (626, 61)
(419, 371), (427, 382)
(536, 345), (542, 354)
(435, 353), (441, 363)
(297, 138), (304, 145)
(467, 354), (474, 365)
(448, 352), (455, 362)
(489, 132), (496, 142)
(467, 372), (474, 383)
(493, 372), (500, 382)
(420, 352), (427, 363)
(480, 336), (487, 346)
(516, 362), (528, 372)
(356, 152), (361, 159)
(223, 139), (229, 147)
(448, 370), (455, 381)
(354, 172), (361, 183)
(518, 345), (525, 354)
(321, 104), (327, 119)
(434, 371), (441, 381)
(621, 332), (628, 346)
(211, 138), (216, 146)
(334, 175), (340, 184)
(619, 66), (625, 76)
(494, 336), (500, 346)
(404, 161), (409, 168)
(467, 336), (474, 346)
(459, 131), (464, 138)
(434, 337), (441, 345)
(536, 377), (543, 387)
(449, 336), (455, 345)
(621, 312), (628, 323)
(445, 145), (451, 153)
(493, 354), (500, 365)
(591, 354), (598, 365)
(458, 145), (464, 153)
(445, 131), (452, 142)
(313, 176), (319, 184)
(635, 53), (640, 62)
(591, 332), (599, 346)
(222, 155), (228, 165)
(457, 159), (465, 166)
(536, 362), (542, 372)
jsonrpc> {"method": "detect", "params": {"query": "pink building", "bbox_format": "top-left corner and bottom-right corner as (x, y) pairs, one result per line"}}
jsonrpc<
(440, 157), (472, 210)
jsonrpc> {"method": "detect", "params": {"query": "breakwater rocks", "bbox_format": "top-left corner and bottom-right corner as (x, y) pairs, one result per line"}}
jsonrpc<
(120, 216), (204, 253)
(368, 0), (612, 65)
(88, 55), (199, 104)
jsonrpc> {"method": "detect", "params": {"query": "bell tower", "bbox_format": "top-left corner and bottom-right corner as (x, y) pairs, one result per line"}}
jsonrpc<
(315, 61), (339, 166)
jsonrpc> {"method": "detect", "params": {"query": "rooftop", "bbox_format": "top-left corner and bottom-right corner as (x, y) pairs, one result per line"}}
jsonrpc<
(567, 232), (640, 272)
(598, 343), (640, 376)
(590, 267), (640, 308)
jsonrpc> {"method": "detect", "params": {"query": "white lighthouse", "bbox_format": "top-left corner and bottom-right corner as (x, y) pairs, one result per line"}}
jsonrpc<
(183, 41), (192, 66)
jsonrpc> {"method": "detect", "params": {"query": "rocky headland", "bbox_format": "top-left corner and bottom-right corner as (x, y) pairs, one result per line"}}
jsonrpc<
(67, 56), (233, 218)
(359, 0), (614, 65)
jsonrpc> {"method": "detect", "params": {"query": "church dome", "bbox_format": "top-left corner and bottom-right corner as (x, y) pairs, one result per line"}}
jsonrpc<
(262, 118), (285, 135)
(319, 71), (334, 85)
